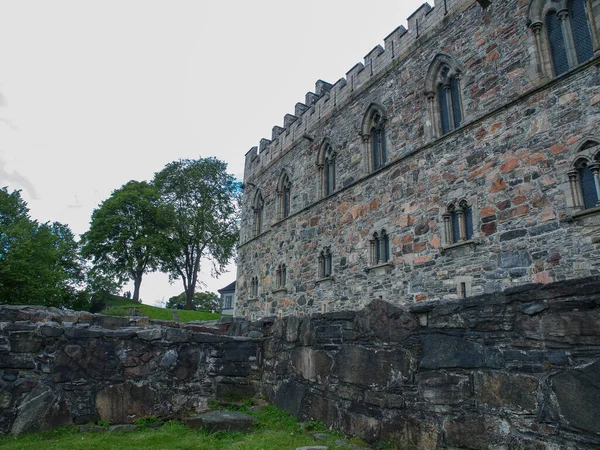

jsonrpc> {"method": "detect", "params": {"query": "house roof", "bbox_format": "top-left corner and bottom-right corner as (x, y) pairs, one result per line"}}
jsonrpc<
(217, 281), (236, 294)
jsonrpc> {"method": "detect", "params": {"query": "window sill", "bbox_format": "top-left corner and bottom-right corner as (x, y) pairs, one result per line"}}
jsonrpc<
(440, 239), (477, 253)
(272, 287), (288, 294)
(365, 261), (394, 273)
(570, 206), (600, 219)
(316, 276), (334, 284)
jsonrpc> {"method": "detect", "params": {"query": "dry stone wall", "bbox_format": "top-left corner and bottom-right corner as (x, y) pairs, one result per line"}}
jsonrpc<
(236, 0), (600, 318)
(0, 307), (260, 434)
(259, 276), (600, 449)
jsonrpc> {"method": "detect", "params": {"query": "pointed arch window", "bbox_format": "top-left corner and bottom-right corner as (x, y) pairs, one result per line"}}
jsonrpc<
(370, 229), (390, 265)
(252, 190), (264, 237)
(318, 247), (333, 278)
(318, 141), (337, 198)
(277, 171), (292, 220)
(567, 140), (600, 212)
(443, 200), (474, 245)
(425, 54), (464, 139)
(529, 0), (598, 79)
(276, 263), (287, 288)
(361, 105), (388, 172)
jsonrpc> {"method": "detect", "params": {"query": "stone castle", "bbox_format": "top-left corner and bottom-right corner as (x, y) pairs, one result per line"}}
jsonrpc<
(236, 0), (600, 319)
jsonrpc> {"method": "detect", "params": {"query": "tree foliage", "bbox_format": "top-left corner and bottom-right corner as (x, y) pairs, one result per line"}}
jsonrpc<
(166, 290), (219, 310)
(80, 181), (166, 302)
(154, 158), (239, 310)
(0, 187), (86, 308)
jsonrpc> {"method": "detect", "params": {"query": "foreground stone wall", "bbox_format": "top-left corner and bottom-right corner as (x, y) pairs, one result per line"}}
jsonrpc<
(261, 276), (600, 449)
(0, 307), (260, 434)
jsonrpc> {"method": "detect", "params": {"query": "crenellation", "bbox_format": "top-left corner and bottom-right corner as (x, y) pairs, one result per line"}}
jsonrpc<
(406, 2), (433, 37)
(315, 79), (333, 96)
(304, 91), (320, 106)
(383, 25), (408, 58)
(283, 113), (298, 128)
(271, 126), (285, 140)
(294, 102), (309, 117)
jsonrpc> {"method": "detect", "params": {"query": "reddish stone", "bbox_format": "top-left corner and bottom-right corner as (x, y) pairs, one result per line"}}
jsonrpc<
(550, 144), (567, 155)
(415, 254), (433, 265)
(481, 206), (496, 217)
(490, 122), (503, 133)
(369, 197), (380, 211)
(401, 233), (414, 244)
(310, 217), (319, 226)
(525, 153), (545, 165)
(486, 50), (500, 62)
(481, 221), (497, 235)
(414, 242), (427, 253)
(500, 158), (519, 174)
(496, 200), (512, 211)
(513, 195), (527, 206)
(402, 244), (414, 254)
(489, 177), (507, 193)
(533, 272), (553, 284)
(415, 293), (427, 302)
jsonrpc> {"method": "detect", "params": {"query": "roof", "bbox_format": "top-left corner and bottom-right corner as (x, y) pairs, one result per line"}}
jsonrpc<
(217, 281), (236, 294)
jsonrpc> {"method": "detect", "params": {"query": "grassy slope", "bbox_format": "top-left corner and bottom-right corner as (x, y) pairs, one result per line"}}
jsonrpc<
(101, 294), (221, 323)
(0, 406), (367, 450)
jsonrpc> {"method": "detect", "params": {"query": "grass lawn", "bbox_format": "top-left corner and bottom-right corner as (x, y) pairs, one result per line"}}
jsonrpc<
(0, 406), (369, 450)
(101, 294), (221, 323)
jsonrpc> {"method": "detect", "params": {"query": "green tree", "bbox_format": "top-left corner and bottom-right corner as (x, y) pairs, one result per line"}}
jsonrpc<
(166, 290), (219, 310)
(80, 181), (166, 302)
(0, 187), (86, 308)
(154, 158), (239, 310)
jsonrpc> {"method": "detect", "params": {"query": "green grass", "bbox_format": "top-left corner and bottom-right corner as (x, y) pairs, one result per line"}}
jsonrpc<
(99, 294), (221, 322)
(0, 406), (365, 450)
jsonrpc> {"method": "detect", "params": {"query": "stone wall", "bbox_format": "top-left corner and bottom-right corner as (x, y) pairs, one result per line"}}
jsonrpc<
(0, 306), (260, 434)
(236, 0), (600, 318)
(260, 276), (600, 449)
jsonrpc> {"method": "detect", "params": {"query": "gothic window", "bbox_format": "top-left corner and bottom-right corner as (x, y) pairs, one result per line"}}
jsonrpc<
(250, 276), (259, 298)
(425, 54), (464, 139)
(529, 0), (598, 79)
(361, 104), (388, 172)
(443, 200), (474, 245)
(277, 171), (291, 220)
(318, 247), (333, 278)
(370, 229), (390, 265)
(276, 263), (287, 288)
(318, 141), (336, 198)
(567, 140), (600, 211)
(252, 190), (264, 237)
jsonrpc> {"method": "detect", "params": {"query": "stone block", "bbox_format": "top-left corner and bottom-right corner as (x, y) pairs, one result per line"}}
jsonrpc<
(334, 344), (411, 386)
(417, 371), (472, 405)
(11, 386), (72, 434)
(474, 371), (539, 413)
(8, 332), (42, 353)
(291, 347), (332, 383)
(183, 410), (258, 432)
(420, 334), (503, 369)
(355, 299), (418, 342)
(274, 380), (306, 416)
(95, 381), (158, 424)
(222, 341), (257, 362)
(549, 360), (600, 434)
(516, 310), (600, 345)
(498, 251), (533, 269)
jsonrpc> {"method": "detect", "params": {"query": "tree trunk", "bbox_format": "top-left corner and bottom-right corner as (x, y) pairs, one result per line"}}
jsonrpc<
(132, 273), (143, 303)
(184, 286), (195, 310)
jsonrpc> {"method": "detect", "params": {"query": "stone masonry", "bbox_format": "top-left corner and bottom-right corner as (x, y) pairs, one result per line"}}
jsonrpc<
(236, 0), (600, 318)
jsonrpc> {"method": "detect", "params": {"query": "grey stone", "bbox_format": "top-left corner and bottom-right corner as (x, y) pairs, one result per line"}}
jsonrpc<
(108, 424), (138, 432)
(420, 334), (503, 369)
(159, 349), (178, 368)
(498, 251), (533, 269)
(183, 410), (258, 432)
(95, 382), (158, 424)
(137, 328), (163, 341)
(11, 386), (72, 434)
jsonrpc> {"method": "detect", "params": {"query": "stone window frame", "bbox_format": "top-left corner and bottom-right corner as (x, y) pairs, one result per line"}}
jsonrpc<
(317, 246), (333, 280)
(456, 276), (473, 299)
(528, 0), (600, 81)
(369, 228), (391, 267)
(360, 103), (388, 173)
(441, 199), (477, 252)
(250, 276), (259, 300)
(317, 139), (337, 198)
(276, 170), (292, 221)
(424, 53), (466, 140)
(567, 138), (600, 217)
(275, 262), (287, 290)
(252, 189), (264, 237)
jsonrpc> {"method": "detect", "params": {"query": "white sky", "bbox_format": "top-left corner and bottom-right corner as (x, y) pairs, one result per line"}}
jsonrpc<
(0, 0), (424, 306)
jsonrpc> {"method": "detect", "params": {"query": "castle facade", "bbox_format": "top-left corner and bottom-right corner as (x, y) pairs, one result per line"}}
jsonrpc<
(236, 0), (600, 318)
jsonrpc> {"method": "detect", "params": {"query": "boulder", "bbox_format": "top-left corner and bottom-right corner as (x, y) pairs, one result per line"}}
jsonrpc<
(183, 410), (258, 432)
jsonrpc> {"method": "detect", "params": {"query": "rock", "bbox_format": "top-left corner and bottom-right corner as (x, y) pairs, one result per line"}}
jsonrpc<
(137, 328), (163, 341)
(183, 410), (258, 432)
(355, 299), (418, 342)
(7, 332), (42, 353)
(418, 371), (472, 405)
(159, 349), (178, 369)
(420, 334), (503, 369)
(10, 386), (72, 434)
(108, 424), (138, 432)
(334, 345), (411, 385)
(549, 360), (600, 434)
(474, 371), (538, 413)
(95, 382), (158, 424)
(291, 347), (332, 383)
(78, 424), (107, 432)
(222, 341), (257, 362)
(274, 381), (306, 416)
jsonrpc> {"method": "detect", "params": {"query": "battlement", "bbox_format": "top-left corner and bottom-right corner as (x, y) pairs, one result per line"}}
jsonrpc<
(243, 0), (482, 179)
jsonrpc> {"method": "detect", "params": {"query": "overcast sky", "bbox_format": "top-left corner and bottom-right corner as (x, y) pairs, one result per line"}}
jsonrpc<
(0, 0), (424, 306)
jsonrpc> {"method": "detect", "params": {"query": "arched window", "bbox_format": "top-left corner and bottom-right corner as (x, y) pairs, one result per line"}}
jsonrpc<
(370, 229), (390, 265)
(318, 247), (332, 278)
(529, 0), (598, 79)
(318, 141), (336, 198)
(252, 190), (264, 237)
(250, 276), (259, 298)
(443, 200), (474, 245)
(276, 263), (287, 288)
(361, 104), (387, 172)
(277, 171), (291, 220)
(425, 54), (464, 139)
(567, 140), (600, 211)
